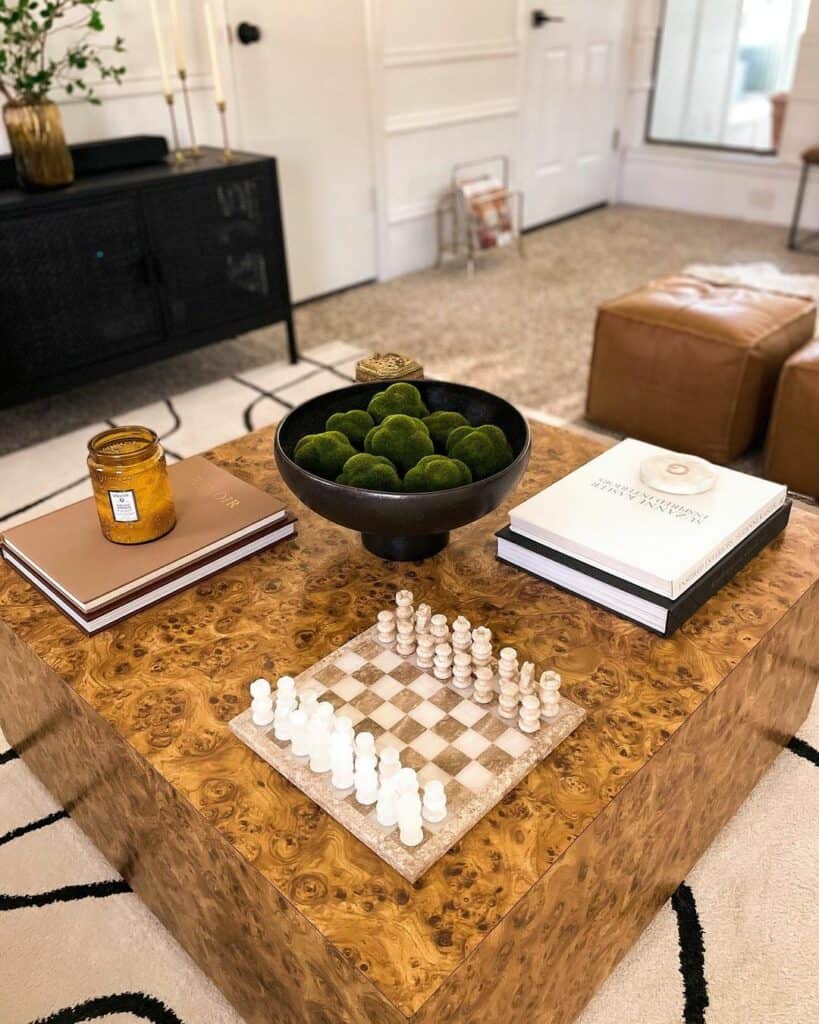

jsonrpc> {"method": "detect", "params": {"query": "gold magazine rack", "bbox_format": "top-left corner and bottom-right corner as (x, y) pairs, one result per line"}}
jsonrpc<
(436, 155), (524, 274)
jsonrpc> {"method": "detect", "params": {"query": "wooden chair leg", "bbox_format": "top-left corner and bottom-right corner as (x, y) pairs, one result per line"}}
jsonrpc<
(788, 160), (810, 251)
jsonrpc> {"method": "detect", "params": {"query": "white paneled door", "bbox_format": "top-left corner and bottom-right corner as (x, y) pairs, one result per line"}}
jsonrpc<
(521, 1), (628, 228)
(226, 1), (376, 302)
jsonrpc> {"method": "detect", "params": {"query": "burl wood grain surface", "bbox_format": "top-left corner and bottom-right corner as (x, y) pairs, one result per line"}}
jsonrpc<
(1, 422), (818, 1024)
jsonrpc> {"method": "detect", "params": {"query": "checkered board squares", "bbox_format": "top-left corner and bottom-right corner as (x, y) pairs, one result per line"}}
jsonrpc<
(230, 624), (586, 883)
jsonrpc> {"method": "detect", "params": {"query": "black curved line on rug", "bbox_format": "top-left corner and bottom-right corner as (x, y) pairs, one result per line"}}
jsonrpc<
(0, 747), (19, 765)
(0, 809), (67, 848)
(787, 735), (819, 766)
(0, 878), (131, 911)
(30, 991), (184, 1024)
(158, 398), (183, 462)
(671, 882), (709, 1024)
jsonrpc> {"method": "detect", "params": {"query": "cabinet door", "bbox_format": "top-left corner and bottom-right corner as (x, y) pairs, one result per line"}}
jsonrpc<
(143, 167), (286, 337)
(0, 196), (162, 387)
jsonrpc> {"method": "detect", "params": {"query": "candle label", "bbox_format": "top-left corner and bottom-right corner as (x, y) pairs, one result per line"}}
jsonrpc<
(108, 489), (140, 523)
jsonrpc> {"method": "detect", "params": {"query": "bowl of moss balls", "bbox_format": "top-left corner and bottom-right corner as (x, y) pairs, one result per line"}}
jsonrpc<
(274, 379), (531, 560)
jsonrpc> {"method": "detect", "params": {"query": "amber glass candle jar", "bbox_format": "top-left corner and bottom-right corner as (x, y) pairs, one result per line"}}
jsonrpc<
(87, 426), (176, 544)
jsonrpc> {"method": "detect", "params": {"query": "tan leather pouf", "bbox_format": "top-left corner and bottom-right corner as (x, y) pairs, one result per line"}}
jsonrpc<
(586, 275), (816, 464)
(764, 341), (819, 499)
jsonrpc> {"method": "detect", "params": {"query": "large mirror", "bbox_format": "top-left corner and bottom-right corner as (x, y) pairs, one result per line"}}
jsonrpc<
(648, 0), (811, 153)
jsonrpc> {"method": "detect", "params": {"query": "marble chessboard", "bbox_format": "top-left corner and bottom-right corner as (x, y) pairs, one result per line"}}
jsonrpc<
(230, 625), (586, 882)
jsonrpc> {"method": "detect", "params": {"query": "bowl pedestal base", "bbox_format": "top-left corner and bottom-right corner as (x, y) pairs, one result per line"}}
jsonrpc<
(361, 532), (449, 561)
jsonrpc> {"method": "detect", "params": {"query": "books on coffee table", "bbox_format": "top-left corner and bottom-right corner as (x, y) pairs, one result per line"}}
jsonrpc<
(498, 439), (790, 635)
(1, 456), (296, 634)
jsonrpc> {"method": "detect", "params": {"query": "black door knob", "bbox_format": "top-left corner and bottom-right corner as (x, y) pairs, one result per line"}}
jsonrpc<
(237, 21), (261, 45)
(531, 10), (565, 28)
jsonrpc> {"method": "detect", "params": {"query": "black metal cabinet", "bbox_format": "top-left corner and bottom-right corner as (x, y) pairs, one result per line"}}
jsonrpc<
(0, 148), (296, 408)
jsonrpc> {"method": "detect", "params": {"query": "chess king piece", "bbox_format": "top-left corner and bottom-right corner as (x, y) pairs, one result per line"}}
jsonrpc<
(375, 776), (399, 828)
(518, 662), (535, 696)
(518, 693), (541, 733)
(379, 746), (401, 786)
(539, 670), (561, 718)
(451, 616), (472, 655)
(289, 708), (310, 757)
(452, 650), (472, 691)
(397, 790), (424, 846)
(422, 779), (447, 823)
(430, 613), (449, 646)
(473, 664), (495, 704)
(376, 609), (396, 648)
(330, 731), (355, 790)
(433, 642), (453, 681)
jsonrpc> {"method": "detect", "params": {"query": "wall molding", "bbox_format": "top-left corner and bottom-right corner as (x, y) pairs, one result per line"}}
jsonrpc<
(383, 40), (519, 67)
(52, 71), (213, 106)
(385, 96), (519, 135)
(388, 199), (438, 224)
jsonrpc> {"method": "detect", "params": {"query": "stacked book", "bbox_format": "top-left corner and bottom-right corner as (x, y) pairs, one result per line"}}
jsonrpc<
(496, 439), (790, 636)
(1, 456), (296, 634)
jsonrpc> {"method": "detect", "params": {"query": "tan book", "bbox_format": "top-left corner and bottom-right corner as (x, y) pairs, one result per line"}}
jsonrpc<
(2, 456), (290, 615)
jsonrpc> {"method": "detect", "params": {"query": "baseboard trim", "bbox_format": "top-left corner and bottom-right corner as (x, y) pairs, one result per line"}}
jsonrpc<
(294, 277), (376, 309)
(523, 202), (608, 235)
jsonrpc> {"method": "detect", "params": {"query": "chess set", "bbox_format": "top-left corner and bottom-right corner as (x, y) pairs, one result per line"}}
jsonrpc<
(230, 591), (586, 882)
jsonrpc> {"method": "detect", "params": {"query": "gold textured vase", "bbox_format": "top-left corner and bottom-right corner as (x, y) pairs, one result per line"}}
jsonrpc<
(2, 101), (74, 190)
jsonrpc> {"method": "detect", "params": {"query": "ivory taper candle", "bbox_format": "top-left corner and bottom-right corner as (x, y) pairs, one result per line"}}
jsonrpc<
(204, 2), (225, 105)
(149, 0), (172, 97)
(170, 0), (186, 74)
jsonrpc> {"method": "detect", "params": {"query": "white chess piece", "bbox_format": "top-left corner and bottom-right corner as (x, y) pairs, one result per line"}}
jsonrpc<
(416, 632), (435, 669)
(273, 676), (297, 740)
(395, 766), (419, 795)
(376, 609), (396, 648)
(355, 731), (377, 760)
(308, 705), (333, 773)
(539, 670), (561, 718)
(251, 693), (274, 727)
(422, 780), (447, 823)
(395, 590), (416, 656)
(433, 642), (453, 681)
(375, 777), (399, 827)
(354, 760), (379, 805)
(289, 709), (310, 757)
(518, 693), (541, 733)
(430, 614), (449, 646)
(330, 731), (355, 789)
(452, 650), (472, 691)
(397, 791), (424, 846)
(518, 662), (535, 696)
(378, 746), (401, 786)
(250, 678), (271, 700)
(470, 627), (492, 670)
(334, 715), (355, 740)
(498, 648), (520, 720)
(473, 664), (495, 704)
(415, 603), (432, 637)
(299, 690), (319, 723)
(451, 616), (472, 654)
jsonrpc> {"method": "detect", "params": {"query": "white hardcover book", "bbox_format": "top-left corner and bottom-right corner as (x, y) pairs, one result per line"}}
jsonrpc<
(509, 439), (787, 599)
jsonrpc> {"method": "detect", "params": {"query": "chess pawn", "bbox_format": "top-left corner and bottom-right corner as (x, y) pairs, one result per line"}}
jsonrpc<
(498, 647), (519, 683)
(422, 780), (447, 824)
(308, 711), (333, 773)
(299, 690), (319, 723)
(250, 677), (271, 700)
(415, 603), (432, 636)
(397, 791), (424, 847)
(375, 777), (399, 828)
(273, 697), (296, 741)
(354, 761), (379, 805)
(451, 616), (472, 655)
(430, 614), (449, 646)
(378, 746), (401, 786)
(289, 709), (310, 757)
(473, 664), (495, 704)
(498, 679), (519, 720)
(355, 731), (377, 761)
(416, 633), (435, 669)
(396, 618), (416, 657)
(395, 766), (419, 796)
(376, 609), (396, 648)
(452, 650), (472, 691)
(251, 693), (274, 727)
(518, 662), (535, 696)
(433, 642), (453, 681)
(539, 670), (562, 719)
(334, 715), (355, 740)
(518, 693), (541, 733)
(470, 627), (492, 671)
(330, 732), (355, 790)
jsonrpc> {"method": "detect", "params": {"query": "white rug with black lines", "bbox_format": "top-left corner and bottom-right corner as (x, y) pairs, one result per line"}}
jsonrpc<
(1, 338), (817, 1022)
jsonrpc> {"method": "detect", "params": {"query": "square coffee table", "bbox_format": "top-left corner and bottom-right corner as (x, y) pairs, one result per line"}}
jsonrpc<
(1, 422), (817, 1024)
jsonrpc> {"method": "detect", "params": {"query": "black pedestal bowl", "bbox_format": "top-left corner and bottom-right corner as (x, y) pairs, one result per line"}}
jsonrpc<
(274, 379), (531, 561)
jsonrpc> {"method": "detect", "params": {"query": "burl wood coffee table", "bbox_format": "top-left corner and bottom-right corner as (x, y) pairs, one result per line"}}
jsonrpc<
(1, 423), (817, 1024)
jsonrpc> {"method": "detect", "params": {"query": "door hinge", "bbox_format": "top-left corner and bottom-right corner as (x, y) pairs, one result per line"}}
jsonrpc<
(612, 128), (621, 151)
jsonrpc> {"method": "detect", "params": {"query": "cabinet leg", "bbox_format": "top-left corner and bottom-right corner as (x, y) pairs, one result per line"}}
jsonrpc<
(285, 315), (298, 364)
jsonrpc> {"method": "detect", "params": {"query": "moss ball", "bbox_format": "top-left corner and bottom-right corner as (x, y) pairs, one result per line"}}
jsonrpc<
(422, 411), (470, 452)
(446, 424), (514, 480)
(404, 455), (472, 492)
(293, 430), (357, 479)
(336, 453), (403, 492)
(325, 409), (374, 449)
(364, 414), (434, 473)
(367, 382), (429, 423)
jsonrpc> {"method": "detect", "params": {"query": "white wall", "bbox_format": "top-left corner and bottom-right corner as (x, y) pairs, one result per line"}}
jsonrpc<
(367, 0), (524, 279)
(0, 1), (230, 157)
(618, 0), (819, 232)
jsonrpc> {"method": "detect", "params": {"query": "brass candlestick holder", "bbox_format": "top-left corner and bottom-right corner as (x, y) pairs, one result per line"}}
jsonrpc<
(164, 93), (184, 164)
(217, 99), (233, 162)
(178, 69), (201, 157)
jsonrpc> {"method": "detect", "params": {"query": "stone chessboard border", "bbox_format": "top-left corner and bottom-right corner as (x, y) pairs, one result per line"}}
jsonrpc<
(230, 625), (586, 882)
